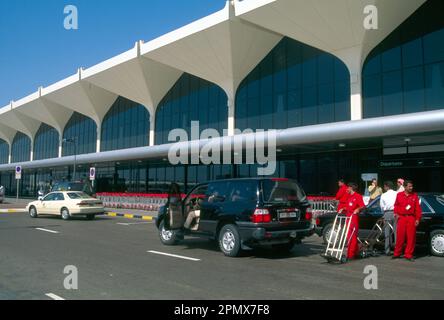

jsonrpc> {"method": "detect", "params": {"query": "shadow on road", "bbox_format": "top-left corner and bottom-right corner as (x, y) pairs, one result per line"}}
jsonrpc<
(177, 237), (326, 259)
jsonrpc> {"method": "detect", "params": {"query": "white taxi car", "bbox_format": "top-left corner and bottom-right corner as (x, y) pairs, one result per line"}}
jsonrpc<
(27, 191), (104, 220)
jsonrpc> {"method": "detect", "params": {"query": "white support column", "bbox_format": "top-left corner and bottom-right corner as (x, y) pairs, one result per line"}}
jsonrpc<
(335, 46), (363, 121)
(227, 96), (235, 136)
(58, 136), (63, 158)
(149, 113), (156, 146)
(8, 144), (11, 164)
(96, 124), (101, 153)
(30, 142), (34, 162)
(350, 72), (363, 121)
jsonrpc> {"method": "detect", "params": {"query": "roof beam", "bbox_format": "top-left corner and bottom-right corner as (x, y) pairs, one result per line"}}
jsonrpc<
(82, 43), (183, 116)
(234, 0), (426, 66)
(41, 71), (118, 126)
(0, 102), (41, 140)
(141, 1), (282, 100)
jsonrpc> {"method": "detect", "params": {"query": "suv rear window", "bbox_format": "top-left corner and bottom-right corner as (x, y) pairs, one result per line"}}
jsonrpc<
(262, 180), (306, 204)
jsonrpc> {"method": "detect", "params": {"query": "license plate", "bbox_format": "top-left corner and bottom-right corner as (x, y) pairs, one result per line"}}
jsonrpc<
(279, 211), (299, 219)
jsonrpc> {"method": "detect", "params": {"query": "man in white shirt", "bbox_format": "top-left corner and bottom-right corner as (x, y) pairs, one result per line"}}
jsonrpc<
(380, 181), (397, 255)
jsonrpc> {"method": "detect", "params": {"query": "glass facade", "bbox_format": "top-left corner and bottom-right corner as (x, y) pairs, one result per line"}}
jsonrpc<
(155, 73), (228, 145)
(11, 132), (30, 163)
(101, 96), (150, 152)
(63, 112), (97, 156)
(0, 139), (8, 164)
(33, 123), (59, 160)
(363, 0), (444, 118)
(236, 37), (350, 131)
(0, 149), (386, 197)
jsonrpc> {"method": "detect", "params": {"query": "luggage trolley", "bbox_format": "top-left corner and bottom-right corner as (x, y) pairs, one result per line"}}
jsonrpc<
(358, 218), (394, 258)
(321, 214), (356, 263)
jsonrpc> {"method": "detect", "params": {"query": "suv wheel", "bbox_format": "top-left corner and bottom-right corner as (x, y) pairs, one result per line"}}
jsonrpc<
(159, 221), (179, 245)
(29, 206), (38, 219)
(61, 208), (71, 221)
(323, 223), (335, 244)
(430, 230), (444, 257)
(218, 224), (242, 257)
(86, 214), (95, 221)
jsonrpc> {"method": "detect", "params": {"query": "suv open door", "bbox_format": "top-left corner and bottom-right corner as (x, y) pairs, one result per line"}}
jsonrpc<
(165, 183), (184, 230)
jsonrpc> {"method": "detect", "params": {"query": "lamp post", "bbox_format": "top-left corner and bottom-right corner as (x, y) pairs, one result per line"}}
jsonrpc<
(63, 137), (77, 181)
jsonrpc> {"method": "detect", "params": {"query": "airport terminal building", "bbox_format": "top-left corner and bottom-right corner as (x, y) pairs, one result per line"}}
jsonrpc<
(0, 0), (443, 197)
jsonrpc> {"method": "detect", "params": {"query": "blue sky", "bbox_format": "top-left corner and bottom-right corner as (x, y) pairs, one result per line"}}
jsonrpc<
(0, 0), (227, 106)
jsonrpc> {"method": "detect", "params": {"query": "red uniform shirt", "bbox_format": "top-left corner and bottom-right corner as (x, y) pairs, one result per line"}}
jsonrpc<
(344, 192), (365, 217)
(335, 185), (349, 211)
(394, 192), (422, 222)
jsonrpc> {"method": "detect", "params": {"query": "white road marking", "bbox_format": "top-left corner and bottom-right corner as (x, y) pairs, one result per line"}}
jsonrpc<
(148, 250), (201, 262)
(45, 293), (65, 300)
(117, 222), (152, 226)
(35, 228), (59, 234)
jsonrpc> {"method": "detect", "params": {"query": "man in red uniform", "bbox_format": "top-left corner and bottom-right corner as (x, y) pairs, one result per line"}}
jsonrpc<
(335, 179), (349, 213)
(393, 180), (422, 261)
(339, 183), (365, 260)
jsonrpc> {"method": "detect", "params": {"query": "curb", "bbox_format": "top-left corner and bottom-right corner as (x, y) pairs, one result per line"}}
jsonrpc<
(104, 212), (155, 221)
(0, 209), (26, 214)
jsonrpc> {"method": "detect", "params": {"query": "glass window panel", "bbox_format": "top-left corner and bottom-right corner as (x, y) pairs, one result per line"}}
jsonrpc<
(363, 0), (444, 118)
(402, 38), (423, 68)
(287, 90), (302, 128)
(247, 98), (260, 130)
(302, 56), (317, 87)
(318, 55), (334, 84)
(287, 64), (302, 90)
(382, 47), (401, 72)
(12, 132), (31, 163)
(423, 29), (444, 64)
(403, 66), (425, 113)
(302, 86), (318, 126)
(156, 74), (227, 145)
(335, 59), (350, 82)
(101, 97), (149, 151)
(334, 81), (350, 121)
(425, 62), (444, 110)
(63, 112), (97, 156)
(382, 71), (403, 115)
(236, 37), (350, 130)
(260, 95), (273, 129)
(363, 54), (381, 76)
(273, 93), (286, 129)
(318, 84), (335, 124)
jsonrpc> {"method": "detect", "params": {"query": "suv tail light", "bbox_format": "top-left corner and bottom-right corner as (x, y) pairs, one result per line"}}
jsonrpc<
(251, 209), (272, 223)
(305, 207), (313, 221)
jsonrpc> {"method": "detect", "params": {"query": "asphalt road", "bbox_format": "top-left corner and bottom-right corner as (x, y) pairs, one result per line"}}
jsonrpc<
(1, 212), (443, 300)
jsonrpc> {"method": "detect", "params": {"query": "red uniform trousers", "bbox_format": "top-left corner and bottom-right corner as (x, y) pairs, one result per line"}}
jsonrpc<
(394, 215), (416, 259)
(347, 214), (359, 259)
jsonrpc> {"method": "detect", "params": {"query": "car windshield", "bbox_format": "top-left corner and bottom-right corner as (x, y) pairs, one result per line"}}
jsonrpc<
(67, 192), (91, 199)
(262, 180), (306, 204)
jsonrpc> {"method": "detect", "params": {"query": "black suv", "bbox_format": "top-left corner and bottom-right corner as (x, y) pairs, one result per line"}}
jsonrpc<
(315, 194), (444, 257)
(155, 178), (314, 257)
